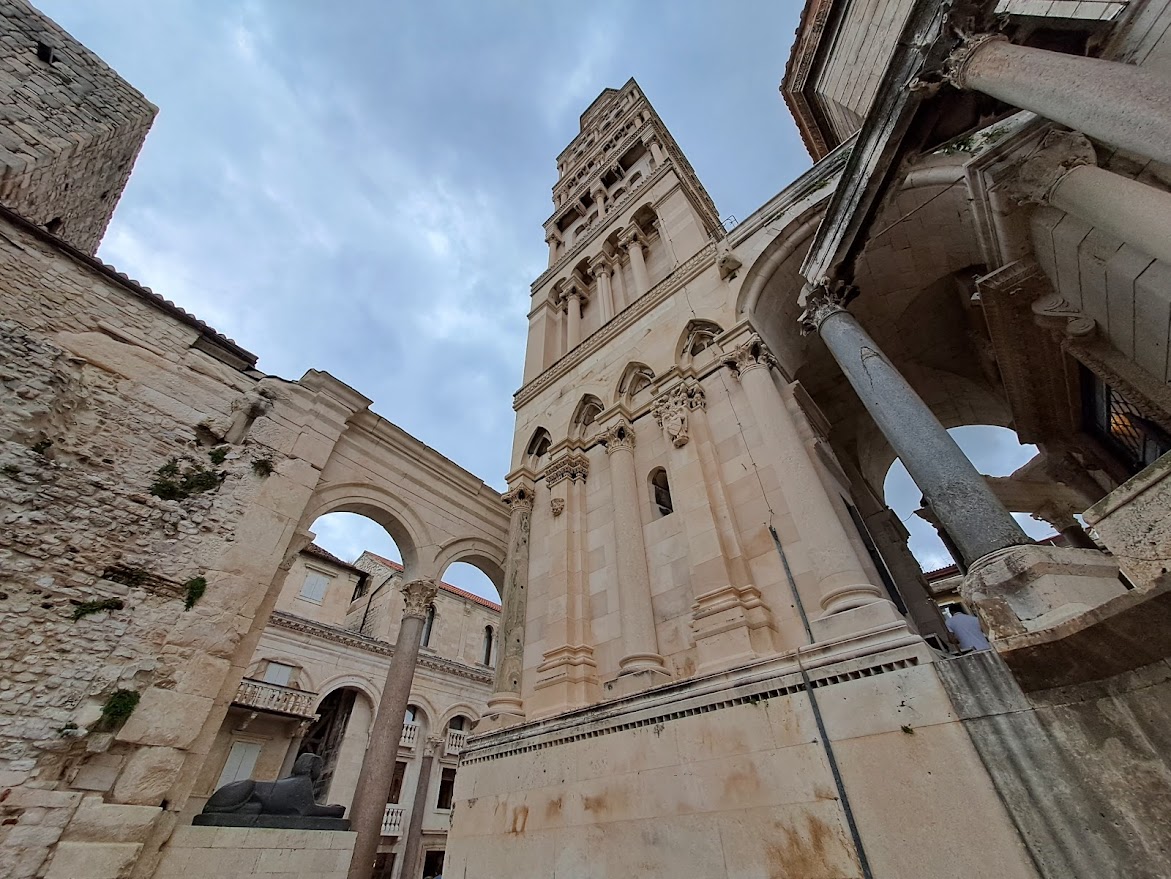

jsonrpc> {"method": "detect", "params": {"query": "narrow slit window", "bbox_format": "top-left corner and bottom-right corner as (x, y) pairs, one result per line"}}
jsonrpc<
(650, 467), (673, 517)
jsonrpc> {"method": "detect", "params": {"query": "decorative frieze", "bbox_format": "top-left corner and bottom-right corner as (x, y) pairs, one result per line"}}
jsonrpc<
(544, 452), (590, 488)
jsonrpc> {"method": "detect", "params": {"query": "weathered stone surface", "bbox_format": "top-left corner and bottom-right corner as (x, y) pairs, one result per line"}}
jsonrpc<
(116, 688), (213, 749)
(111, 747), (185, 806)
(61, 796), (161, 844)
(43, 841), (142, 879)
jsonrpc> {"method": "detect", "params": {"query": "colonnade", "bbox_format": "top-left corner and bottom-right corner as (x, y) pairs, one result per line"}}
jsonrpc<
(798, 32), (1171, 570)
(561, 223), (652, 350)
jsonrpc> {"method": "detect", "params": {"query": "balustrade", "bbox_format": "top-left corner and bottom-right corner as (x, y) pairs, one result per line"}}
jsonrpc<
(232, 678), (317, 719)
(381, 805), (404, 836)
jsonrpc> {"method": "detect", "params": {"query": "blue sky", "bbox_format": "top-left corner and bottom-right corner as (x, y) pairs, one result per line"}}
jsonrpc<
(41, 1), (1052, 598)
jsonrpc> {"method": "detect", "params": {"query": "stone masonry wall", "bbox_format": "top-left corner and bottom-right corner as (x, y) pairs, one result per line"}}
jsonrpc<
(0, 0), (156, 254)
(0, 212), (342, 879)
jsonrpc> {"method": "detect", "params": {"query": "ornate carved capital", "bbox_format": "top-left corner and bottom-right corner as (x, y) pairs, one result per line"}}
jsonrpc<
(651, 380), (706, 448)
(600, 418), (636, 455)
(1007, 130), (1096, 206)
(401, 578), (438, 619)
(1031, 293), (1097, 339)
(943, 32), (1009, 89)
(502, 484), (534, 514)
(545, 452), (590, 488)
(587, 253), (611, 279)
(722, 334), (777, 379)
(798, 280), (858, 336)
(550, 497), (565, 517)
(618, 226), (644, 252)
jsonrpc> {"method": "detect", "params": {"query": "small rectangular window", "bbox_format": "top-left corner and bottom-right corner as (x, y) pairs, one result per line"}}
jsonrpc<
(388, 760), (407, 804)
(436, 767), (457, 810)
(216, 741), (262, 789)
(299, 571), (331, 603)
(261, 662), (293, 686)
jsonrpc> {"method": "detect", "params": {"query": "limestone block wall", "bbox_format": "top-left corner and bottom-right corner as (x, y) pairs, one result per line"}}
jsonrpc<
(0, 0), (157, 254)
(448, 649), (1038, 879)
(0, 211), (359, 879)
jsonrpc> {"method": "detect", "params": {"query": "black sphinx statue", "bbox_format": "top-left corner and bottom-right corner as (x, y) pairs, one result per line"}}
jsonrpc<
(193, 753), (350, 830)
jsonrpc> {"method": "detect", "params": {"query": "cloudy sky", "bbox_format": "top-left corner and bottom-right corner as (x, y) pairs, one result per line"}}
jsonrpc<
(42, 1), (1051, 598)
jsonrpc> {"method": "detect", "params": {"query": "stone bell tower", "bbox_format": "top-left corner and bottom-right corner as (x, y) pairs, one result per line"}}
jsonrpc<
(521, 79), (723, 384)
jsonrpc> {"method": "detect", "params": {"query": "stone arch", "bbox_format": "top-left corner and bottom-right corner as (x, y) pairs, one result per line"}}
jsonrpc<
(312, 675), (379, 712)
(736, 205), (824, 321)
(301, 481), (432, 577)
(570, 393), (605, 442)
(615, 361), (656, 405)
(434, 536), (505, 593)
(405, 693), (439, 731)
(524, 426), (553, 469)
(437, 703), (482, 731)
(676, 318), (724, 368)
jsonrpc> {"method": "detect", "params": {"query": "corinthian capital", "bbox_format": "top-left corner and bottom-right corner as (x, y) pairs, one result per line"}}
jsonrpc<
(588, 253), (611, 279)
(600, 418), (636, 455)
(618, 225), (644, 252)
(1007, 130), (1096, 206)
(722, 334), (776, 379)
(798, 280), (858, 336)
(942, 32), (1009, 89)
(502, 484), (535, 513)
(401, 578), (439, 619)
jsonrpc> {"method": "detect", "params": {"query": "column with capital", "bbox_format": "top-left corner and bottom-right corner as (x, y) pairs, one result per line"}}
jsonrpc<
(645, 135), (665, 167)
(1007, 129), (1171, 265)
(946, 34), (1171, 167)
(347, 578), (439, 879)
(398, 736), (442, 879)
(589, 254), (614, 323)
(800, 285), (1029, 568)
(620, 226), (651, 298)
(480, 483), (533, 728)
(600, 418), (670, 688)
(592, 181), (607, 216)
(722, 335), (889, 620)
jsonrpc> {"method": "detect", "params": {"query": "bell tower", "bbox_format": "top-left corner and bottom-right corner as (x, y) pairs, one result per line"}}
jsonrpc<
(523, 79), (722, 382)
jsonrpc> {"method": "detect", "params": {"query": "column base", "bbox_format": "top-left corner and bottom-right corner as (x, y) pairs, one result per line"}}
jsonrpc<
(810, 595), (907, 643)
(530, 646), (600, 719)
(690, 584), (780, 675)
(818, 582), (886, 615)
(603, 659), (672, 700)
(476, 693), (526, 733)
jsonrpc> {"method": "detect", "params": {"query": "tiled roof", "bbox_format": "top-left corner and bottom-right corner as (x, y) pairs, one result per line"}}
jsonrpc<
(302, 543), (368, 578)
(363, 552), (501, 612)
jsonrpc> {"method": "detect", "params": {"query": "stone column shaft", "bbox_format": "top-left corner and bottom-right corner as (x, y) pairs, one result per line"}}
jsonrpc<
(347, 579), (437, 879)
(624, 234), (650, 298)
(803, 292), (1029, 566)
(565, 290), (582, 350)
(646, 137), (665, 166)
(725, 337), (882, 615)
(484, 485), (532, 723)
(593, 262), (614, 323)
(611, 257), (628, 310)
(952, 37), (1171, 167)
(1051, 165), (1171, 266)
(398, 739), (438, 879)
(602, 420), (667, 675)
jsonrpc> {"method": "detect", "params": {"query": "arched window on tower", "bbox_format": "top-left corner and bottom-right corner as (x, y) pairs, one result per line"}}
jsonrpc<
(649, 467), (673, 517)
(684, 320), (723, 358)
(525, 427), (552, 469)
(618, 362), (655, 403)
(421, 604), (436, 647)
(482, 625), (494, 666)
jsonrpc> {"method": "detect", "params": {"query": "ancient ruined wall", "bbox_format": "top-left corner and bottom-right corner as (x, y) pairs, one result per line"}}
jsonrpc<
(0, 210), (343, 879)
(0, 0), (157, 254)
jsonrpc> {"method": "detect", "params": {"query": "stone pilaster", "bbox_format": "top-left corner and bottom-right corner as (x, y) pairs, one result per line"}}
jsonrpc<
(619, 227), (650, 298)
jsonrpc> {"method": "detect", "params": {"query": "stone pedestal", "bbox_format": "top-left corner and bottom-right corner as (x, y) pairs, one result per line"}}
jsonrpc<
(152, 826), (356, 879)
(690, 585), (778, 674)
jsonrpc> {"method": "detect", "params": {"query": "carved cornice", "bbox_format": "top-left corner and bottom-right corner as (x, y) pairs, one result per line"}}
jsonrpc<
(651, 380), (705, 448)
(545, 452), (590, 488)
(402, 578), (439, 619)
(1007, 130), (1096, 206)
(268, 612), (494, 684)
(798, 279), (858, 335)
(600, 418), (636, 455)
(722, 334), (777, 379)
(516, 242), (717, 410)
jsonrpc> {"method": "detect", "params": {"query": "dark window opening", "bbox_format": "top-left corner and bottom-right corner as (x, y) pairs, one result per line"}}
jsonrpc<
(297, 688), (357, 800)
(844, 502), (907, 614)
(35, 42), (57, 64)
(650, 468), (673, 517)
(436, 767), (457, 810)
(387, 760), (407, 804)
(423, 850), (445, 879)
(372, 852), (396, 879)
(1083, 368), (1171, 476)
(482, 625), (494, 666)
(351, 574), (370, 602)
(421, 605), (436, 647)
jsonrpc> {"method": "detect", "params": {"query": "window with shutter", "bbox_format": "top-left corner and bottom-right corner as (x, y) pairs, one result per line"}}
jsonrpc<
(216, 741), (262, 789)
(299, 571), (331, 603)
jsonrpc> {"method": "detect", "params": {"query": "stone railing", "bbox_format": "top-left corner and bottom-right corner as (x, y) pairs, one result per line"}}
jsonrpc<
(381, 805), (404, 836)
(400, 721), (419, 749)
(445, 728), (468, 756)
(232, 678), (317, 719)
